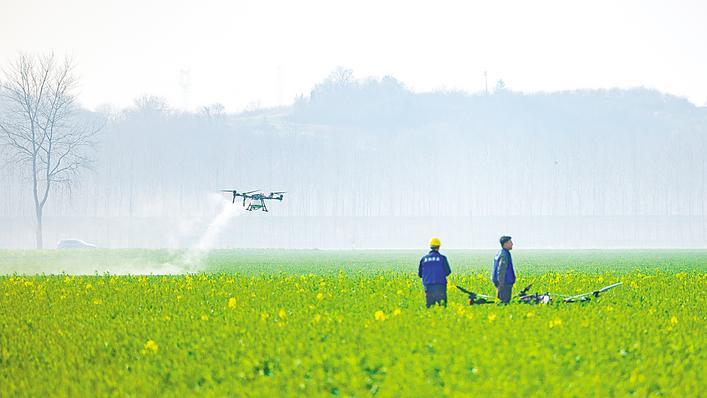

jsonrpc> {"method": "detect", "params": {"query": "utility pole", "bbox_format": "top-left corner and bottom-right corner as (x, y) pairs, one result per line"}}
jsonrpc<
(484, 70), (488, 95)
(179, 69), (191, 111)
(277, 65), (282, 106)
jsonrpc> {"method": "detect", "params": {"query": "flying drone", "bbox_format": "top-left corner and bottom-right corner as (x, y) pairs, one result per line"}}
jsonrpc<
(455, 281), (622, 305)
(221, 189), (286, 212)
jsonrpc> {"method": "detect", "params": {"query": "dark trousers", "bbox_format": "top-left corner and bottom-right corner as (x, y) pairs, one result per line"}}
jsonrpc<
(424, 284), (447, 308)
(496, 284), (513, 303)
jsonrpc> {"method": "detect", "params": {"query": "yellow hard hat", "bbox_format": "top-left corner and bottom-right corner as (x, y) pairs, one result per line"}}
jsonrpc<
(429, 237), (441, 247)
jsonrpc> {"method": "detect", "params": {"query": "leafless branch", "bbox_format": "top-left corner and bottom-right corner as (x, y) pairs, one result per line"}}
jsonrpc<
(0, 52), (103, 248)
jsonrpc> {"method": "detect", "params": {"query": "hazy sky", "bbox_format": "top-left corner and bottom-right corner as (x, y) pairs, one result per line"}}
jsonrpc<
(1, 0), (706, 112)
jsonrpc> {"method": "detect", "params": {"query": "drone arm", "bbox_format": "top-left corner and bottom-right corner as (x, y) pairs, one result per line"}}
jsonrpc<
(518, 283), (533, 297)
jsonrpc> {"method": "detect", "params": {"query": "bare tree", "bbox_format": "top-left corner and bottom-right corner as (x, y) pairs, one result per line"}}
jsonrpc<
(0, 53), (101, 248)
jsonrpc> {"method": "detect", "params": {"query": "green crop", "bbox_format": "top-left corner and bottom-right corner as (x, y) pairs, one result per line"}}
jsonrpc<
(0, 250), (705, 397)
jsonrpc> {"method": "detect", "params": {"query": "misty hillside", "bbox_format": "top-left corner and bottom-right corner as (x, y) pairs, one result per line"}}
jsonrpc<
(1, 72), (706, 248)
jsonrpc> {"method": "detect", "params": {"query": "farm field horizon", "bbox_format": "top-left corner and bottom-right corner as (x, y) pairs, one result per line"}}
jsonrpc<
(2, 248), (707, 275)
(1, 249), (705, 396)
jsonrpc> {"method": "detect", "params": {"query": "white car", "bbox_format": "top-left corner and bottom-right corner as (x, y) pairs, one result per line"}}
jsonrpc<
(57, 239), (97, 249)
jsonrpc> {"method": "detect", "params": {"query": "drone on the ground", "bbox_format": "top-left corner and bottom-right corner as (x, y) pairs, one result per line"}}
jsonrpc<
(221, 189), (286, 212)
(456, 281), (622, 305)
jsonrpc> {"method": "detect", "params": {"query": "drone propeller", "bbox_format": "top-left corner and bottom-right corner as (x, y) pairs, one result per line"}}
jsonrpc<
(220, 189), (259, 195)
(220, 190), (239, 203)
(270, 191), (287, 195)
(518, 282), (534, 297)
(563, 282), (622, 303)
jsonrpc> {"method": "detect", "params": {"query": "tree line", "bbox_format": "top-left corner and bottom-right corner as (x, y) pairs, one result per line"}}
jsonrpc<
(2, 61), (705, 248)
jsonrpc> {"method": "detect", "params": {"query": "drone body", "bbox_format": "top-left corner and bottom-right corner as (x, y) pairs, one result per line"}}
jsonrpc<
(221, 190), (286, 212)
(518, 293), (552, 304)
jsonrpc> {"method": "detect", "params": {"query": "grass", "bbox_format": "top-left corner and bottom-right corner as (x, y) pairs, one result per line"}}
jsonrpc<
(0, 250), (704, 396)
(1, 249), (706, 275)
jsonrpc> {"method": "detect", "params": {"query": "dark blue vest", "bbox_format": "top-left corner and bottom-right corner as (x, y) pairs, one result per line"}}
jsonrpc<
(492, 249), (516, 285)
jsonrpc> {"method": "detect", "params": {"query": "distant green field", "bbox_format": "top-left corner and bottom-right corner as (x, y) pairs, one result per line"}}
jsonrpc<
(0, 250), (705, 396)
(1, 249), (706, 275)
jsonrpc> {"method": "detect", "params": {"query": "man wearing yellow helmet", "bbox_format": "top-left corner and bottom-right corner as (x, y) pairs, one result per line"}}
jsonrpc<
(418, 237), (452, 307)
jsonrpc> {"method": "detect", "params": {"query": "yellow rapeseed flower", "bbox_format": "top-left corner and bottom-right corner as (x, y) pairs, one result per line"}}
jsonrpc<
(316, 293), (324, 301)
(201, 314), (209, 321)
(487, 313), (497, 322)
(278, 309), (287, 319)
(393, 308), (402, 316)
(228, 297), (237, 309)
(374, 310), (387, 321)
(670, 316), (678, 325)
(629, 370), (646, 384)
(143, 340), (158, 353)
(549, 318), (563, 328)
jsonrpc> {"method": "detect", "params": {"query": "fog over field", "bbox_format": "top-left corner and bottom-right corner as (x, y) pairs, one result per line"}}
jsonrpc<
(1, 75), (705, 249)
(1, 0), (706, 249)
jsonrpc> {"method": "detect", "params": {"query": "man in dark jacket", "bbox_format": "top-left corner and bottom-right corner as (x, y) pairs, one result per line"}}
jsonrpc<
(419, 237), (452, 307)
(492, 236), (516, 303)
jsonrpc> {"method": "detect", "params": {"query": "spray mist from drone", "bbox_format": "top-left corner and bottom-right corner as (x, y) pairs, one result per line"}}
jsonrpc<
(179, 195), (243, 272)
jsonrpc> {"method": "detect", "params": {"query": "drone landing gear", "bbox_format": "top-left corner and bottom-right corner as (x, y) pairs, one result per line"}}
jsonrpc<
(245, 203), (269, 212)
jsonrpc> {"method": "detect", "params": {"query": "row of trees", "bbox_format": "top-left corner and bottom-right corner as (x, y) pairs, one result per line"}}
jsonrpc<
(1, 60), (706, 248)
